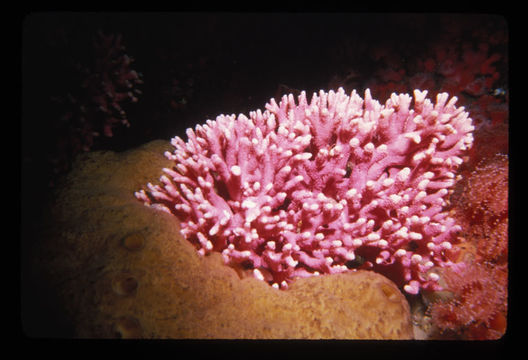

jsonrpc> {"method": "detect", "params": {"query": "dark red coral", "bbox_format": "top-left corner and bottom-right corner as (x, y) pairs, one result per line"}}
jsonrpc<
(428, 154), (508, 339)
(455, 155), (508, 267)
(428, 262), (507, 339)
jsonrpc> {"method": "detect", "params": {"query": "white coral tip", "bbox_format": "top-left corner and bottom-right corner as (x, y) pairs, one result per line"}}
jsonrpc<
(231, 165), (241, 176)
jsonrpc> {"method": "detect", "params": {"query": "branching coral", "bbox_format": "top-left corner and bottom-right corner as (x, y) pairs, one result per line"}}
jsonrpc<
(46, 30), (143, 183)
(136, 88), (474, 293)
(83, 31), (143, 139)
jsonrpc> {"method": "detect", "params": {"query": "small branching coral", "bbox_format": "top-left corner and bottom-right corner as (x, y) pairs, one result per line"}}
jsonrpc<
(81, 30), (143, 140)
(47, 30), (143, 184)
(136, 88), (474, 293)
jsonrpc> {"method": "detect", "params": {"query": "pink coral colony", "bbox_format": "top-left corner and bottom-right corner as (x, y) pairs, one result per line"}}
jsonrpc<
(135, 87), (474, 294)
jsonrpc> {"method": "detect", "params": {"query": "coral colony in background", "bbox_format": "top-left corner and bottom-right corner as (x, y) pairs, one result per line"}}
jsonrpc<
(48, 31), (142, 182)
(425, 154), (508, 339)
(136, 87), (474, 295)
